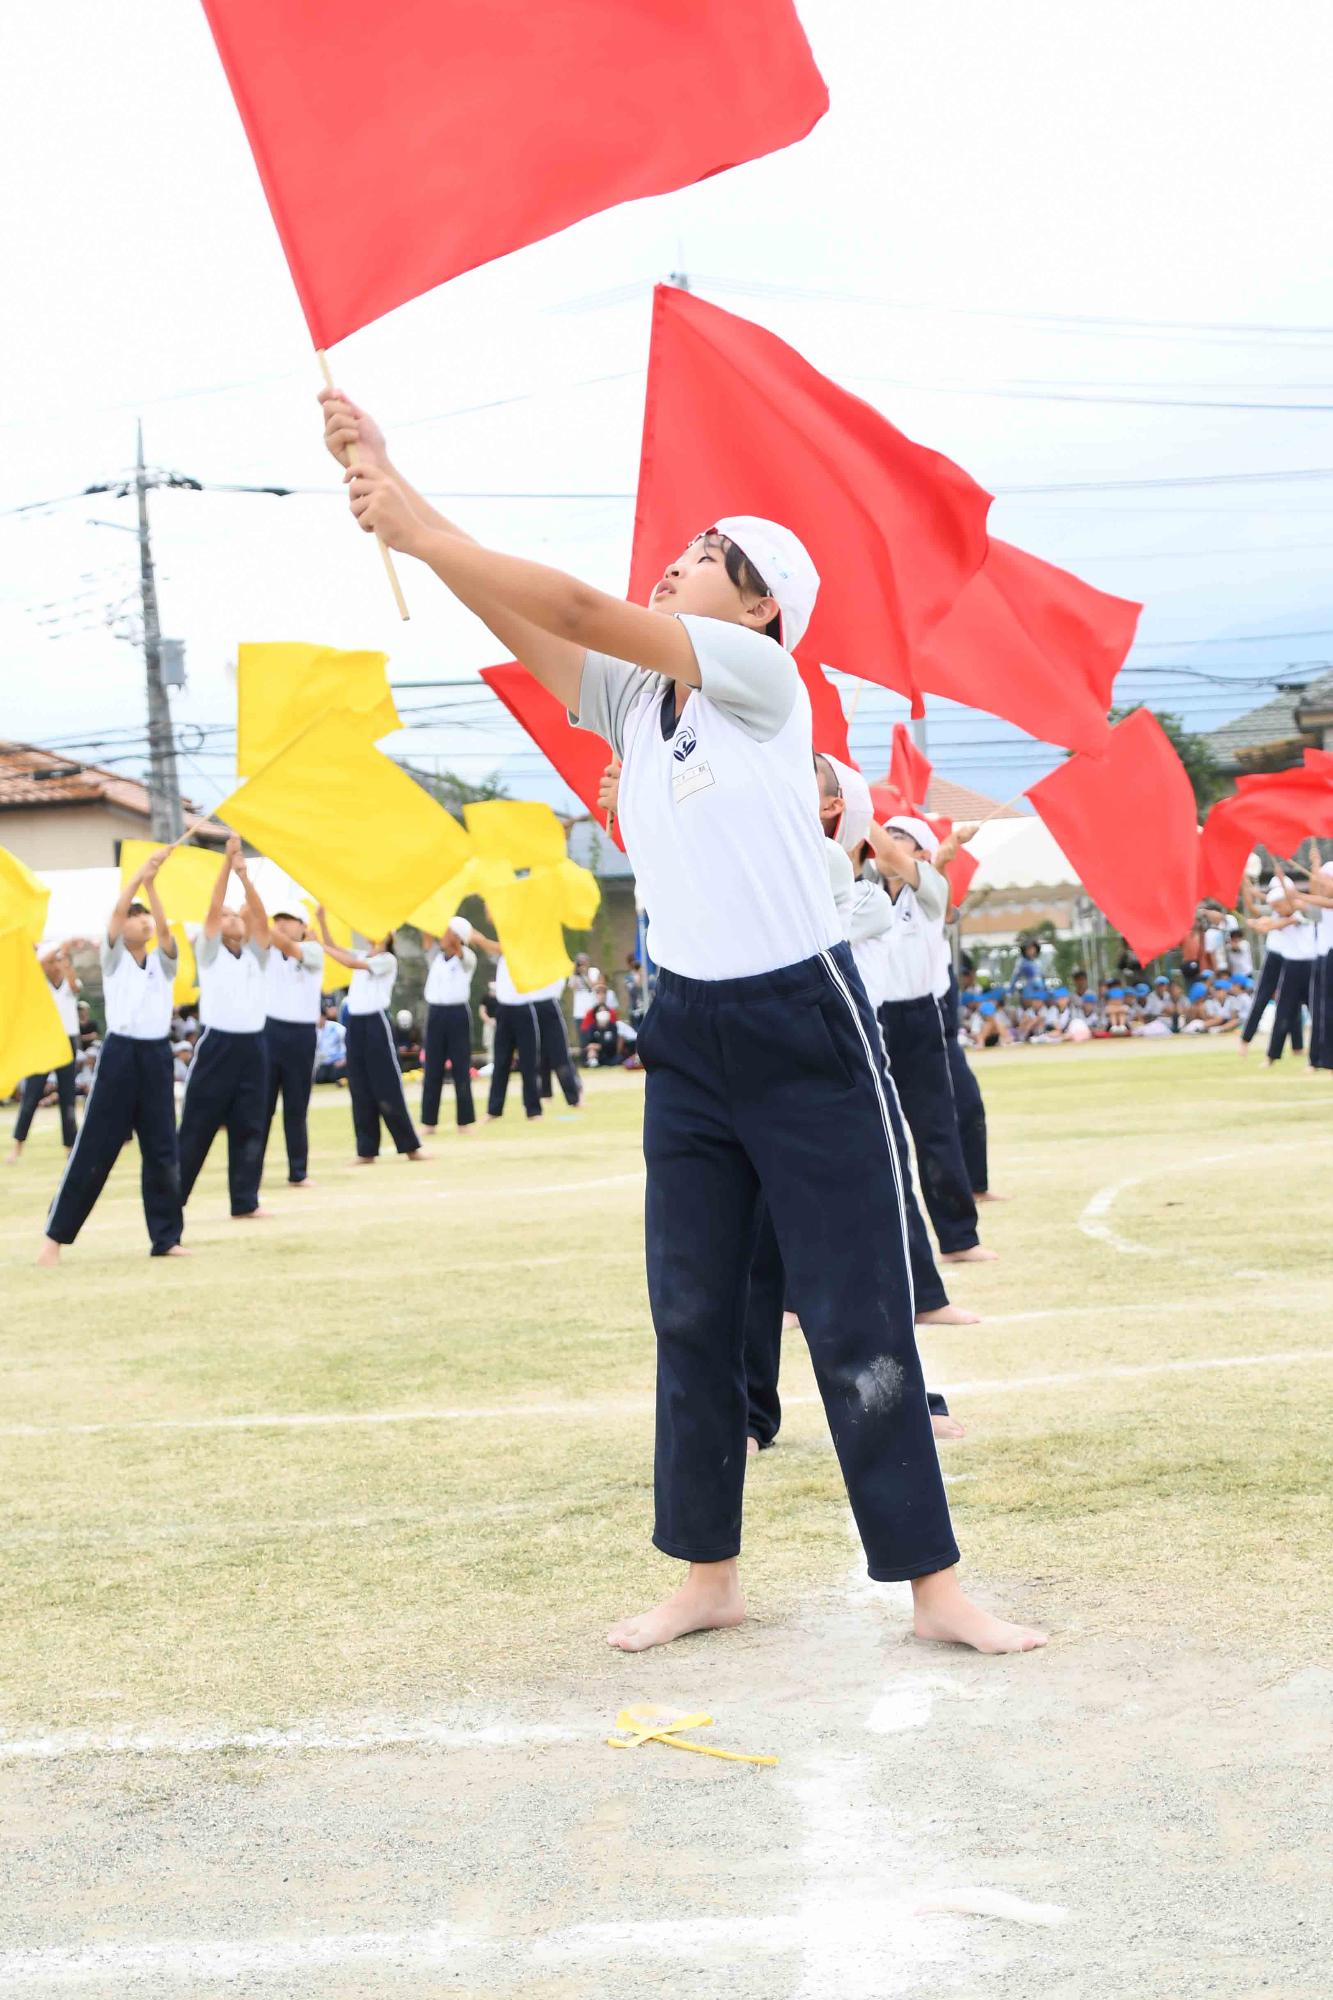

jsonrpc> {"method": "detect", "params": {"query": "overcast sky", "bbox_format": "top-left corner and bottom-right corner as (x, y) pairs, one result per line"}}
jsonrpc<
(5, 0), (1332, 812)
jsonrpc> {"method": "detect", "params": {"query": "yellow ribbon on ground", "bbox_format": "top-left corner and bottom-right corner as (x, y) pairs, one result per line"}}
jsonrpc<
(215, 712), (472, 939)
(464, 799), (567, 870)
(0, 846), (51, 945)
(606, 1706), (778, 1768)
(119, 841), (222, 928)
(235, 642), (399, 779)
(0, 928), (73, 1095)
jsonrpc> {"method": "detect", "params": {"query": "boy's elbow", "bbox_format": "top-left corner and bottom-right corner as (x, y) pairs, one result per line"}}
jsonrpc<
(563, 578), (601, 642)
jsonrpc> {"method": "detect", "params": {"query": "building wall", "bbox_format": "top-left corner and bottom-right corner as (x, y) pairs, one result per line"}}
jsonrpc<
(0, 805), (152, 870)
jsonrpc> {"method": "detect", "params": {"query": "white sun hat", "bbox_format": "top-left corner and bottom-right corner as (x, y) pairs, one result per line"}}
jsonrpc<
(821, 755), (873, 854)
(884, 814), (940, 861)
(713, 515), (820, 652)
(446, 914), (473, 944)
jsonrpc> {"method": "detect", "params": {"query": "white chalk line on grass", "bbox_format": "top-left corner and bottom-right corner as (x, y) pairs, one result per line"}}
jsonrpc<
(0, 1714), (580, 1764)
(6, 1346), (1330, 1444)
(1078, 1135), (1332, 1256)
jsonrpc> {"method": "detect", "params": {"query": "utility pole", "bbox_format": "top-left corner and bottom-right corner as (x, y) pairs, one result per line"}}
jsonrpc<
(134, 420), (184, 841)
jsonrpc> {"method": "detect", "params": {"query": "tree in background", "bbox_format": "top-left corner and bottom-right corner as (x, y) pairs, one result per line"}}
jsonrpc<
(1107, 706), (1225, 813)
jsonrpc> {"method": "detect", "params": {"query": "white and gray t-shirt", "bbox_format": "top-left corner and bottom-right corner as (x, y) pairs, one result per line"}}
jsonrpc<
(347, 953), (398, 1016)
(424, 943), (477, 1007)
(52, 975), (80, 1036)
(100, 933), (177, 1040)
(197, 933), (268, 1033)
(878, 863), (950, 1004)
(573, 615), (839, 981)
(265, 940), (324, 1025)
(847, 876), (895, 1011)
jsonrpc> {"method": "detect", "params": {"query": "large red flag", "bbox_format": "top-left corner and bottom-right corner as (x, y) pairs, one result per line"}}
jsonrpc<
(917, 541), (1137, 757)
(480, 663), (625, 851)
(1025, 709), (1199, 962)
(199, 2), (828, 349)
(888, 722), (933, 810)
(1198, 767), (1333, 902)
(628, 286), (992, 704)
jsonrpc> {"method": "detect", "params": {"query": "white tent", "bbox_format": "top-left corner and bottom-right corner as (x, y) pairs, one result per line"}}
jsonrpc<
(964, 816), (1080, 895)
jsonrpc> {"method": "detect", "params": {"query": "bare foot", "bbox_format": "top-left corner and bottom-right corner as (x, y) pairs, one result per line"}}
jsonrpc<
(288, 1178), (315, 1189)
(233, 1208), (274, 1221)
(975, 1190), (1009, 1203)
(1237, 1041), (1251, 1057)
(406, 1149), (434, 1162)
(36, 1237), (61, 1268)
(607, 1562), (746, 1653)
(420, 1126), (437, 1137)
(746, 1435), (760, 1459)
(5, 1146), (22, 1166)
(352, 1155), (377, 1166)
(916, 1303), (982, 1327)
(486, 1114), (502, 1124)
(162, 1244), (192, 1257)
(931, 1412), (966, 1440)
(911, 1570), (1046, 1654)
(781, 1310), (801, 1332)
(941, 1245), (999, 1264)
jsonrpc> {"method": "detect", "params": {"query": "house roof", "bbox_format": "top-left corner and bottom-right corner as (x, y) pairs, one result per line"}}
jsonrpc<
(925, 775), (1024, 823)
(1202, 672), (1333, 769)
(0, 741), (224, 836)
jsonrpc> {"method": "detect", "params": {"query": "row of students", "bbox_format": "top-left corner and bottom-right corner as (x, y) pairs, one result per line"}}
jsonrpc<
(320, 381), (1045, 1656)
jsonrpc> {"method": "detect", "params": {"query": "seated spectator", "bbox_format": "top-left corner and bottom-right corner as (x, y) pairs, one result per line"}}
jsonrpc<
(1010, 938), (1046, 996)
(1069, 967), (1090, 1001)
(394, 1007), (422, 1073)
(969, 997), (1011, 1048)
(585, 1004), (629, 1067)
(171, 1041), (193, 1091)
(623, 954), (646, 1026)
(315, 1007), (348, 1084)
(1105, 985), (1131, 1035)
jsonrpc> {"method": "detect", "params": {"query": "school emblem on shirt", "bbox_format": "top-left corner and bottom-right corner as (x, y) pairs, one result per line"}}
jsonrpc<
(672, 724), (698, 763)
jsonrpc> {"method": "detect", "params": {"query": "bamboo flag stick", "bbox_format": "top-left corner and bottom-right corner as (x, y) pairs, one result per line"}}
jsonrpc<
(316, 350), (410, 622)
(973, 788), (1030, 830)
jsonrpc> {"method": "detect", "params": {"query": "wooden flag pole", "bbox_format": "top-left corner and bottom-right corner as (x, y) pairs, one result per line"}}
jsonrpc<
(316, 351), (410, 622)
(973, 789), (1030, 831)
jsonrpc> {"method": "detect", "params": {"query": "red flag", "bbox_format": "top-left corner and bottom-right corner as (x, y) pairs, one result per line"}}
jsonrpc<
(1198, 768), (1333, 902)
(1026, 709), (1199, 962)
(888, 722), (933, 810)
(796, 650), (851, 764)
(628, 287), (991, 702)
(917, 542), (1137, 757)
(921, 813), (980, 904)
(199, 2), (828, 349)
(480, 663), (624, 851)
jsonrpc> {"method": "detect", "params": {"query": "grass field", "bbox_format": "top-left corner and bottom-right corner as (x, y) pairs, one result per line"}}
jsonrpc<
(2, 1039), (1330, 1996)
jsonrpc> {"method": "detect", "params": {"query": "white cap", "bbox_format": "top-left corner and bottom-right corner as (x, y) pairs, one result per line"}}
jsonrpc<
(396, 1009), (414, 1029)
(446, 914), (473, 944)
(884, 815), (940, 861)
(822, 755), (872, 855)
(714, 515), (820, 652)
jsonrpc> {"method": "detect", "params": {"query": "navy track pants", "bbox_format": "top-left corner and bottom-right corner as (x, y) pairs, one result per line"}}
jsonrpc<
(940, 971), (989, 1195)
(421, 1002), (475, 1127)
(45, 1034), (182, 1254)
(488, 1002), (542, 1119)
(536, 998), (581, 1106)
(1239, 951), (1282, 1044)
(346, 1010), (420, 1157)
(1310, 950), (1333, 1070)
(640, 941), (958, 1584)
(261, 1018), (316, 1184)
(14, 1037), (78, 1148)
(179, 1027), (269, 1215)
(1268, 959), (1309, 1061)
(878, 995), (980, 1255)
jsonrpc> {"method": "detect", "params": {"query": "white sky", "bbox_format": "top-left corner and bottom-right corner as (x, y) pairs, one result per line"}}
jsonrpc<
(5, 0), (1333, 811)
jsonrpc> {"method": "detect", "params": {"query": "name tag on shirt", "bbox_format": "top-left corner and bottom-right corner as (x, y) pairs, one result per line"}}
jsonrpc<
(672, 759), (716, 805)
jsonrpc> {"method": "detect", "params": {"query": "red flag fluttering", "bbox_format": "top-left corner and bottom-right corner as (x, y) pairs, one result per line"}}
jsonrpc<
(479, 663), (624, 851)
(887, 722), (933, 812)
(628, 286), (992, 709)
(1025, 709), (1200, 963)
(917, 541), (1138, 758)
(796, 651), (851, 764)
(1198, 764), (1333, 903)
(199, 2), (828, 350)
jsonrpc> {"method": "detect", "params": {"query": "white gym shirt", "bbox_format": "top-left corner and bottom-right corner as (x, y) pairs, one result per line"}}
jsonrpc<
(346, 954), (398, 1015)
(265, 941), (325, 1024)
(197, 934), (268, 1033)
(100, 934), (177, 1040)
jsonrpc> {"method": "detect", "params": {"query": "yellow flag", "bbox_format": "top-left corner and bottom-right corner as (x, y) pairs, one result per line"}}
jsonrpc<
(119, 841), (223, 928)
(406, 854), (516, 936)
(236, 642), (400, 779)
(464, 799), (567, 870)
(486, 874), (572, 993)
(216, 712), (472, 938)
(301, 899), (357, 994)
(0, 846), (50, 945)
(551, 857), (601, 931)
(0, 928), (73, 1095)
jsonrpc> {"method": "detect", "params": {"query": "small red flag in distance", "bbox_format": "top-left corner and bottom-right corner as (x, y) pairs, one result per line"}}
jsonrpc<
(888, 722), (933, 810)
(1198, 767), (1333, 904)
(1026, 709), (1200, 963)
(628, 287), (992, 703)
(198, 0), (829, 349)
